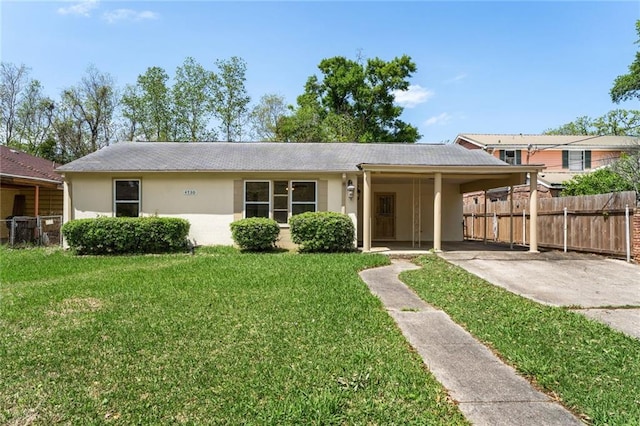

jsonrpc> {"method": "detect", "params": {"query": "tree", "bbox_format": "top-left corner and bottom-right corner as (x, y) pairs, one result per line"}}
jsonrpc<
(59, 65), (117, 155)
(172, 57), (217, 141)
(544, 110), (640, 137)
(561, 167), (634, 196)
(249, 94), (288, 141)
(120, 84), (146, 141)
(278, 55), (420, 143)
(611, 20), (640, 103)
(212, 56), (251, 142)
(136, 66), (171, 141)
(0, 62), (30, 145)
(14, 79), (55, 156)
(611, 139), (640, 195)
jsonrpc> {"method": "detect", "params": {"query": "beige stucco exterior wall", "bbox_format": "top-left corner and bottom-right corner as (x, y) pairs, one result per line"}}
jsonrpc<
(64, 172), (348, 247)
(356, 179), (463, 243)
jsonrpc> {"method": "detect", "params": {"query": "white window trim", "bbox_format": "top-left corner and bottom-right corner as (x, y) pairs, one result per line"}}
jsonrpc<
(113, 179), (141, 217)
(290, 180), (318, 216)
(243, 180), (318, 222)
(244, 180), (271, 219)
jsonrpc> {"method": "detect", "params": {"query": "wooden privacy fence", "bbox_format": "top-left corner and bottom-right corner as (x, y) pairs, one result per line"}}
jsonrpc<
(463, 191), (638, 258)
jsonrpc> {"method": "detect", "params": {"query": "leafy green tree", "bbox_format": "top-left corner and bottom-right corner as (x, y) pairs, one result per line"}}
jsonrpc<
(249, 93), (288, 141)
(15, 79), (55, 156)
(611, 20), (640, 103)
(172, 57), (217, 141)
(278, 55), (420, 143)
(120, 84), (146, 141)
(544, 110), (640, 137)
(611, 141), (640, 195)
(136, 66), (172, 141)
(561, 167), (634, 196)
(212, 56), (250, 142)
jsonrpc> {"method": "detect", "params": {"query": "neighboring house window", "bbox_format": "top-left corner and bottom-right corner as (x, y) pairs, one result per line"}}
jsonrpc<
(114, 180), (140, 217)
(244, 180), (317, 223)
(499, 150), (521, 165)
(562, 150), (592, 171)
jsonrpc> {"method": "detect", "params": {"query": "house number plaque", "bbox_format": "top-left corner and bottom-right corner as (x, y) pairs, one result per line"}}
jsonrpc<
(184, 189), (197, 196)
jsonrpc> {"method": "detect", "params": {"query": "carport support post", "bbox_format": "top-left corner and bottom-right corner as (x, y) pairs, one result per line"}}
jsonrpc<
(529, 172), (539, 252)
(363, 170), (371, 252)
(433, 172), (442, 252)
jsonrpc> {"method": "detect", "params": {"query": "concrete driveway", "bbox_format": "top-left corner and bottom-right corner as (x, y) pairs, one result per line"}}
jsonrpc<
(438, 249), (640, 339)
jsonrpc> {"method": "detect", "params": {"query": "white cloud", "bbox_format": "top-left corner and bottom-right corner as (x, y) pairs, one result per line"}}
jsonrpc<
(445, 73), (467, 83)
(424, 113), (452, 126)
(103, 9), (159, 23)
(392, 85), (434, 108)
(57, 0), (99, 17)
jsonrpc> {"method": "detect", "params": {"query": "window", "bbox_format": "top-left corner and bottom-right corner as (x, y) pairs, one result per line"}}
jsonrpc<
(244, 180), (317, 223)
(568, 151), (584, 171)
(562, 150), (592, 171)
(499, 149), (521, 165)
(245, 181), (270, 218)
(291, 181), (316, 216)
(114, 180), (140, 217)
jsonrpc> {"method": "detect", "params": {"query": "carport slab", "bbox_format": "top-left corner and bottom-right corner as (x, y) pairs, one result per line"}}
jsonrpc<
(576, 308), (640, 339)
(439, 252), (640, 308)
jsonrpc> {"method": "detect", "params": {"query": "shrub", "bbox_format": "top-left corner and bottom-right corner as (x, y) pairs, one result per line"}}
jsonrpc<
(289, 212), (355, 253)
(230, 217), (280, 251)
(61, 217), (190, 255)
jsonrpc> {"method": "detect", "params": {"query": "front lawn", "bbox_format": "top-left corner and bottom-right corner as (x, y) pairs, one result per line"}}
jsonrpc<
(0, 247), (467, 425)
(401, 255), (640, 426)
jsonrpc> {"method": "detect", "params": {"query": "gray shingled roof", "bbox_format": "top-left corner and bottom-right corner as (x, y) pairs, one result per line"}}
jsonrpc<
(56, 142), (508, 173)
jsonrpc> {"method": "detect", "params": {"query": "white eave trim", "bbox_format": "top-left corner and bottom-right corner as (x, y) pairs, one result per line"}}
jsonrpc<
(1, 173), (63, 185)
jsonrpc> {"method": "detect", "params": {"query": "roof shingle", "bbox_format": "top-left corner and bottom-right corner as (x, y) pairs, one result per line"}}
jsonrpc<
(0, 145), (62, 183)
(56, 141), (508, 173)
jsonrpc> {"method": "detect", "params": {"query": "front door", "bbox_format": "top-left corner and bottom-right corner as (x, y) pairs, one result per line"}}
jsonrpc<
(374, 193), (395, 240)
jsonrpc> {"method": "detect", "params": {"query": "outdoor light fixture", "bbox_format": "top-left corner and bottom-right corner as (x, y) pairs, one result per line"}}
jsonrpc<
(346, 180), (355, 199)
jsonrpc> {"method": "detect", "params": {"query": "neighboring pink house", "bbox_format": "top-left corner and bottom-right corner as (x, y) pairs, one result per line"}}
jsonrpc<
(454, 133), (637, 201)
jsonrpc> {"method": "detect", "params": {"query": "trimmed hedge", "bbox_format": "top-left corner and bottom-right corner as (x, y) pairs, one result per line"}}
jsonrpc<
(230, 217), (280, 251)
(289, 211), (355, 253)
(61, 217), (190, 255)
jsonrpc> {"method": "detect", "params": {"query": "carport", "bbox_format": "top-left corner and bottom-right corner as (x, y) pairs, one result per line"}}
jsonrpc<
(358, 164), (545, 253)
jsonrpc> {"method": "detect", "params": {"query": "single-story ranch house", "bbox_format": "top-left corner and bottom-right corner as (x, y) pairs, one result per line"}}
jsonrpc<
(56, 142), (545, 251)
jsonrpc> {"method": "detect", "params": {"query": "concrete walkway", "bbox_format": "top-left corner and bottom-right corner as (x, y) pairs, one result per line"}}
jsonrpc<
(359, 260), (583, 426)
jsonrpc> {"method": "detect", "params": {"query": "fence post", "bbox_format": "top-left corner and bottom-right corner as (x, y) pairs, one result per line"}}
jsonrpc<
(471, 213), (475, 239)
(522, 209), (526, 246)
(626, 204), (631, 263)
(563, 207), (568, 253)
(634, 206), (640, 262)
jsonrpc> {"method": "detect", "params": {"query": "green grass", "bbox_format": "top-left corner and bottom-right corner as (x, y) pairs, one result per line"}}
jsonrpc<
(0, 246), (467, 425)
(401, 255), (640, 425)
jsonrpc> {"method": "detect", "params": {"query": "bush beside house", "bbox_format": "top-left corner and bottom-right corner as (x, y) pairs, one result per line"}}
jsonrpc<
(62, 217), (190, 255)
(230, 217), (280, 251)
(289, 212), (355, 253)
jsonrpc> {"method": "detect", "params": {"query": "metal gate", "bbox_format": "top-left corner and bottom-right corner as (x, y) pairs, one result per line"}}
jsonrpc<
(1, 215), (63, 247)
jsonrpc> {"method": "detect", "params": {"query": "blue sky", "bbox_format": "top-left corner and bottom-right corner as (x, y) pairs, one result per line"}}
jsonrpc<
(2, 1), (639, 143)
